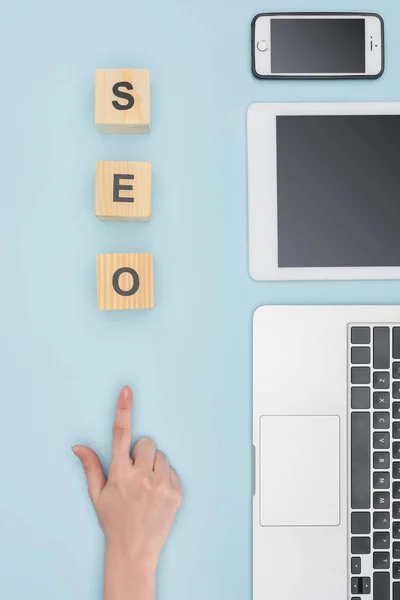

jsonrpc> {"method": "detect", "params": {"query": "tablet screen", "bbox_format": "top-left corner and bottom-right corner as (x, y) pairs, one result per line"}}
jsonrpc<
(276, 115), (400, 268)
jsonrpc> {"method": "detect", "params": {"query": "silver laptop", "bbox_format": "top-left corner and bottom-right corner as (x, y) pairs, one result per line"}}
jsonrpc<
(253, 305), (400, 600)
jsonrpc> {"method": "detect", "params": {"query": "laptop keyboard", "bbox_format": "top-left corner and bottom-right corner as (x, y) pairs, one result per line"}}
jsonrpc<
(350, 325), (400, 599)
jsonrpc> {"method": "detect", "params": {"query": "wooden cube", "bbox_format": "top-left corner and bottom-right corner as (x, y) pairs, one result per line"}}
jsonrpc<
(97, 253), (154, 310)
(96, 161), (152, 221)
(95, 69), (150, 134)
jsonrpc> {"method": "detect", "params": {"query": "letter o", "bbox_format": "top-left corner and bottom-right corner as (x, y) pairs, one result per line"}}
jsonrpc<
(112, 267), (140, 296)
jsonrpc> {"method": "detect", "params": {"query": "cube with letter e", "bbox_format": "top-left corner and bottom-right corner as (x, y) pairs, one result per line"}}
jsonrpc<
(97, 253), (154, 310)
(95, 161), (152, 221)
(95, 69), (150, 133)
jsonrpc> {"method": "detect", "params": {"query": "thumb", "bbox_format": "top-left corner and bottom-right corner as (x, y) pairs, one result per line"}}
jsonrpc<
(72, 445), (106, 504)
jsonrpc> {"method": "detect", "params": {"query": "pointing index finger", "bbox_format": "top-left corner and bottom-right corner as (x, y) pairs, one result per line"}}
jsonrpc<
(112, 386), (133, 462)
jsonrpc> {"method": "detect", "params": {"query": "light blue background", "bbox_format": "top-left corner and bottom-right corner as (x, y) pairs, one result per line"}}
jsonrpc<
(1, 0), (400, 598)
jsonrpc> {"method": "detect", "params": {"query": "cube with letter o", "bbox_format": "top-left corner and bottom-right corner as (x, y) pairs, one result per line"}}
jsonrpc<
(95, 69), (150, 134)
(97, 253), (154, 310)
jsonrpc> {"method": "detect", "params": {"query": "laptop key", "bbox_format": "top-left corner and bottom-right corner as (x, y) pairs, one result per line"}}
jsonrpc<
(395, 483), (400, 499)
(361, 577), (371, 594)
(393, 328), (400, 359)
(374, 372), (390, 389)
(352, 387), (370, 409)
(394, 363), (400, 379)
(394, 564), (400, 579)
(394, 582), (400, 600)
(351, 347), (370, 364)
(374, 327), (390, 369)
(394, 543), (400, 559)
(374, 493), (390, 509)
(351, 413), (371, 509)
(374, 552), (390, 569)
(374, 392), (390, 409)
(394, 464), (400, 480)
(394, 383), (400, 400)
(352, 327), (370, 345)
(395, 425), (400, 440)
(374, 513), (390, 529)
(373, 473), (390, 489)
(394, 403), (400, 420)
(351, 538), (371, 554)
(374, 432), (390, 449)
(352, 367), (371, 385)
(374, 533), (390, 549)
(394, 523), (400, 539)
(374, 413), (390, 429)
(351, 578), (361, 594)
(351, 557), (361, 574)
(394, 443), (400, 459)
(352, 512), (371, 534)
(374, 452), (390, 469)
(374, 573), (390, 599)
(394, 503), (400, 519)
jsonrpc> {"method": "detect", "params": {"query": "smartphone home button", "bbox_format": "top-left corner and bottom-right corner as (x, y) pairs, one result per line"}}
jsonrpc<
(257, 40), (268, 52)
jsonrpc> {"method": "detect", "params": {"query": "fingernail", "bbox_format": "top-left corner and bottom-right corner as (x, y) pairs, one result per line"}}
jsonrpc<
(122, 385), (130, 398)
(71, 446), (80, 457)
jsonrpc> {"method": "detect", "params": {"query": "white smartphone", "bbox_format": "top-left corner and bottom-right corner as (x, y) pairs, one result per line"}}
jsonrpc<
(252, 12), (384, 79)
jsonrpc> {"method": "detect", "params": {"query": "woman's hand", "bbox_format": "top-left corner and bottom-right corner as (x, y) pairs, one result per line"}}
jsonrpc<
(73, 386), (182, 600)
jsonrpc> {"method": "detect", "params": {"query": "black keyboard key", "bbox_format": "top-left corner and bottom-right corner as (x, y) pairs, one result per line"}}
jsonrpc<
(394, 403), (400, 420)
(394, 543), (400, 559)
(395, 483), (400, 499)
(374, 552), (390, 569)
(352, 347), (371, 364)
(352, 387), (370, 409)
(395, 582), (400, 600)
(361, 577), (371, 594)
(374, 493), (390, 509)
(374, 327), (390, 369)
(352, 367), (371, 384)
(374, 473), (390, 489)
(394, 564), (400, 580)
(394, 523), (400, 539)
(352, 512), (371, 534)
(374, 573), (390, 600)
(393, 328), (400, 359)
(394, 424), (400, 440)
(374, 512), (390, 529)
(374, 372), (390, 389)
(394, 503), (400, 519)
(374, 452), (390, 469)
(374, 392), (390, 409)
(394, 383), (400, 399)
(351, 537), (371, 554)
(351, 557), (361, 574)
(394, 465), (400, 480)
(352, 327), (371, 345)
(374, 413), (390, 429)
(394, 363), (400, 379)
(394, 443), (400, 459)
(374, 432), (390, 449)
(374, 533), (390, 549)
(352, 413), (371, 509)
(351, 578), (361, 595)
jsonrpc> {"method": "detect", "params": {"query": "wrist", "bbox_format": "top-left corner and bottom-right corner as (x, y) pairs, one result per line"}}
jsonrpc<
(105, 541), (159, 577)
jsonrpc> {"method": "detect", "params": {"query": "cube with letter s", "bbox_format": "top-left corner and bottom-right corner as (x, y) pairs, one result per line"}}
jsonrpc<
(95, 69), (150, 133)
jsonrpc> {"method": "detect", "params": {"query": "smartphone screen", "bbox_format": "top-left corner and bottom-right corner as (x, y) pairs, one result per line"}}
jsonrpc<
(271, 18), (365, 74)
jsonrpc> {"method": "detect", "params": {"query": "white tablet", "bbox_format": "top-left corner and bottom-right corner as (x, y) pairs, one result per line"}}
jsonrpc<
(248, 102), (400, 280)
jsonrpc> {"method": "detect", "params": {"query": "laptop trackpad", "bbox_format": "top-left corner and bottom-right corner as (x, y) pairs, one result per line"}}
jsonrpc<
(259, 415), (340, 527)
